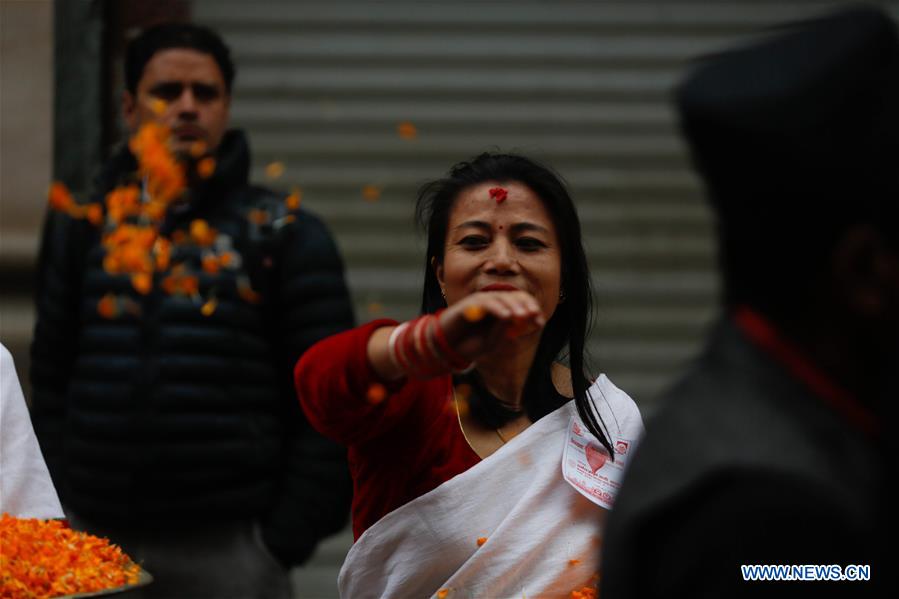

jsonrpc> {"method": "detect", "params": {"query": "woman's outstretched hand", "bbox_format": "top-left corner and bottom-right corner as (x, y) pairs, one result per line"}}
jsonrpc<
(438, 291), (546, 362)
(367, 290), (547, 381)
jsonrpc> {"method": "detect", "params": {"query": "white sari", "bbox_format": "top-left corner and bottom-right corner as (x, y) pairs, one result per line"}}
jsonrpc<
(339, 375), (643, 598)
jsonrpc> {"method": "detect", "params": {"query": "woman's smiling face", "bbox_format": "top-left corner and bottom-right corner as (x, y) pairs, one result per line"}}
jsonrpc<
(435, 181), (562, 321)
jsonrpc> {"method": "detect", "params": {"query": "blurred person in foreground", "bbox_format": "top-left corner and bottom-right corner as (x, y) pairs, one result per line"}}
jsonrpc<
(601, 7), (898, 598)
(296, 153), (644, 598)
(29, 23), (354, 598)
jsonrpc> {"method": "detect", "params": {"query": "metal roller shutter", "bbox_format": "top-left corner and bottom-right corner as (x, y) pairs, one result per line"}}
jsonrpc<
(193, 0), (899, 412)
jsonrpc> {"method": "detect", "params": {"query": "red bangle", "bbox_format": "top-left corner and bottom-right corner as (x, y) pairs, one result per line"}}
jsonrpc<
(390, 313), (473, 379)
(412, 315), (448, 377)
(431, 314), (473, 371)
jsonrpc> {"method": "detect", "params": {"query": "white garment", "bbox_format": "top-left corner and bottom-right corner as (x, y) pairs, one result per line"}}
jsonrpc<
(0, 342), (64, 518)
(339, 375), (643, 599)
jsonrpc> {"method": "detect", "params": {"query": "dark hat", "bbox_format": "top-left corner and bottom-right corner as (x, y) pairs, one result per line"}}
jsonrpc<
(677, 6), (899, 243)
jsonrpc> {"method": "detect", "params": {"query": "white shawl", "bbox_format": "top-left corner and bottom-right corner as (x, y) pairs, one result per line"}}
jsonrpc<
(339, 375), (643, 598)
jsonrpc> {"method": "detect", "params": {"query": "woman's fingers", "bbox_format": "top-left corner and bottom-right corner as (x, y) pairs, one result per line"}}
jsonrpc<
(476, 291), (543, 327)
(441, 290), (546, 357)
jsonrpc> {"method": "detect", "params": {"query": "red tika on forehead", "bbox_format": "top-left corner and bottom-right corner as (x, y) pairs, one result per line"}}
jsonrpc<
(488, 187), (508, 203)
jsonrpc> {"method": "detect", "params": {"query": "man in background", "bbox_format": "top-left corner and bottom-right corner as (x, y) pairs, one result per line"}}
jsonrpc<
(31, 23), (354, 598)
(602, 7), (897, 598)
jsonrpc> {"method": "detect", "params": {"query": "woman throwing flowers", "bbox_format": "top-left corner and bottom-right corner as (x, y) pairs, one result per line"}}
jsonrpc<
(296, 153), (643, 598)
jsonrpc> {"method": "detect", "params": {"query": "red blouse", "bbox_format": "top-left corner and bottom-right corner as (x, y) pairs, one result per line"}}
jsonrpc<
(294, 319), (481, 540)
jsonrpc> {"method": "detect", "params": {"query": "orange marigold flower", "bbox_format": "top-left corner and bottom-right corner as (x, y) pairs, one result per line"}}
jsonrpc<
(106, 185), (141, 223)
(181, 275), (199, 296)
(120, 245), (152, 274)
(197, 156), (216, 179)
(131, 273), (152, 295)
(201, 253), (220, 274)
(161, 275), (178, 295)
(285, 188), (302, 210)
(265, 161), (285, 179)
(144, 200), (167, 221)
(366, 383), (387, 405)
(154, 238), (171, 271)
(219, 251), (235, 268)
(237, 278), (263, 304)
(397, 121), (418, 140)
(248, 209), (270, 225)
(86, 203), (104, 226)
(437, 590), (450, 599)
(190, 219), (216, 246)
(570, 587), (597, 599)
(129, 122), (186, 204)
(200, 298), (218, 317)
(361, 184), (382, 202)
(189, 139), (208, 158)
(0, 514), (141, 598)
(149, 98), (168, 116)
(97, 294), (118, 319)
(463, 305), (485, 322)
(476, 536), (487, 547)
(48, 182), (74, 212)
(103, 254), (121, 274)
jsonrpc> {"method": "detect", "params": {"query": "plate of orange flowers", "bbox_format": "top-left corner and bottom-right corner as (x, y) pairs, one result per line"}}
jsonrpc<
(0, 514), (152, 599)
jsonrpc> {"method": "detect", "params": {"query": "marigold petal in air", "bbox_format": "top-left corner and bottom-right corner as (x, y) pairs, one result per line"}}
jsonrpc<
(48, 182), (74, 212)
(189, 140), (208, 158)
(361, 184), (382, 202)
(397, 121), (418, 140)
(219, 251), (235, 268)
(190, 219), (216, 246)
(197, 157), (216, 179)
(285, 187), (302, 210)
(201, 254), (220, 274)
(97, 294), (119, 319)
(265, 161), (285, 179)
(237, 277), (263, 304)
(366, 383), (388, 405)
(154, 238), (171, 271)
(181, 275), (200, 297)
(463, 305), (486, 322)
(201, 298), (218, 317)
(248, 209), (270, 226)
(476, 536), (488, 547)
(149, 98), (168, 116)
(131, 273), (152, 295)
(86, 204), (104, 226)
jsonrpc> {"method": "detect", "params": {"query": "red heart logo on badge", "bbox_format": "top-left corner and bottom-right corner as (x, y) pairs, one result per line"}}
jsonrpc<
(585, 444), (609, 474)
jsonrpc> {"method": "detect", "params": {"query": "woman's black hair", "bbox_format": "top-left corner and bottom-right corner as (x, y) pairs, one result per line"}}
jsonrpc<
(414, 152), (614, 457)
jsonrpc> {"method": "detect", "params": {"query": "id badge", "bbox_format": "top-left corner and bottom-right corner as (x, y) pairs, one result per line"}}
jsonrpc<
(562, 416), (636, 509)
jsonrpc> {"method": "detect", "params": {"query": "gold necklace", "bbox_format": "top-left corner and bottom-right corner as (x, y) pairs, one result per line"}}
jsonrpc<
(495, 427), (508, 444)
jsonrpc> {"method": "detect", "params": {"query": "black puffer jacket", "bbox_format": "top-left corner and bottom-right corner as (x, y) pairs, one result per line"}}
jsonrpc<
(30, 130), (354, 566)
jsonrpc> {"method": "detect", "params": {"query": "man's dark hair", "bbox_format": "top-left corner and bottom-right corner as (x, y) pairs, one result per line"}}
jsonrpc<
(125, 23), (235, 94)
(415, 152), (615, 458)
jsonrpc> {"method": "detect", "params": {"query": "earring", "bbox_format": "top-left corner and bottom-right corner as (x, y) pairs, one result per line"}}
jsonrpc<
(441, 288), (446, 299)
(559, 289), (566, 303)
